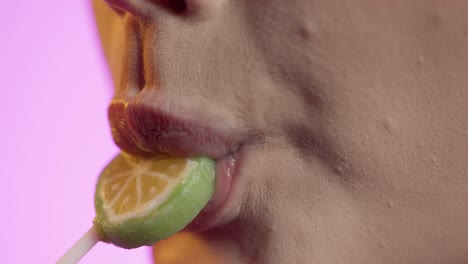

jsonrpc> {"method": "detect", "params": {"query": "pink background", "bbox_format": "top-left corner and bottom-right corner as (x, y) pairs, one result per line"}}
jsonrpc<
(1, 1), (151, 263)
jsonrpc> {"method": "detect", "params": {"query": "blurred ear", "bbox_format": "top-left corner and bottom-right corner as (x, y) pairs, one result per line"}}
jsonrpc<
(152, 232), (222, 264)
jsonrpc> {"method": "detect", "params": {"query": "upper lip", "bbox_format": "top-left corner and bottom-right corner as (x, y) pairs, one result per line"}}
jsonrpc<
(108, 96), (248, 159)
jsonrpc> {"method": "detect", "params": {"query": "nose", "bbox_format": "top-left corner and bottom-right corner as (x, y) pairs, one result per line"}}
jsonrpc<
(106, 0), (186, 15)
(104, 0), (146, 15)
(105, 0), (219, 17)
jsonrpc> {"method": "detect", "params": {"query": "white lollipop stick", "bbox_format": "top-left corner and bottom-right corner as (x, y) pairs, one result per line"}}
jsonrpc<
(56, 226), (99, 264)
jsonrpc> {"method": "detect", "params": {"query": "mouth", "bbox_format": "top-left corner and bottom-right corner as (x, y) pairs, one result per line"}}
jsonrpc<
(108, 96), (252, 230)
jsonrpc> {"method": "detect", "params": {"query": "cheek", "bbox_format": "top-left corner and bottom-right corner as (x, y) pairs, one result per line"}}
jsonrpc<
(303, 63), (468, 230)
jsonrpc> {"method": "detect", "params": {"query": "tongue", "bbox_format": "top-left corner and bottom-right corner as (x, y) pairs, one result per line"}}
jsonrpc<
(208, 154), (237, 210)
(184, 153), (237, 231)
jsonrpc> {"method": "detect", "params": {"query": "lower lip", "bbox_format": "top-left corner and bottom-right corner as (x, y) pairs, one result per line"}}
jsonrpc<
(185, 152), (239, 230)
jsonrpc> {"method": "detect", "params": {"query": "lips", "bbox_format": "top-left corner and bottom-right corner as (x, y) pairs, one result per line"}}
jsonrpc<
(108, 95), (247, 228)
(108, 97), (245, 158)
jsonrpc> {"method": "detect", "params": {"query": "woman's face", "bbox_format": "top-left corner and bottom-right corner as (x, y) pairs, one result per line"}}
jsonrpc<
(93, 0), (468, 263)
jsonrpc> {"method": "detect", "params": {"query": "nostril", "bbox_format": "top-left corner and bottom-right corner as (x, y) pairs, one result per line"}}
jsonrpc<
(154, 0), (187, 14)
(105, 0), (140, 15)
(110, 6), (126, 15)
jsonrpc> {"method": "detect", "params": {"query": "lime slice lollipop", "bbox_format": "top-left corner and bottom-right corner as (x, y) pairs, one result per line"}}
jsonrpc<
(57, 153), (215, 263)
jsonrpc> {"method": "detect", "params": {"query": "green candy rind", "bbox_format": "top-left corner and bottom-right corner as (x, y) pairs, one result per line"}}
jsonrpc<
(93, 156), (215, 249)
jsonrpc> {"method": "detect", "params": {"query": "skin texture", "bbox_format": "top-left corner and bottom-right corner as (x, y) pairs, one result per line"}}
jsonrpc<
(92, 1), (468, 263)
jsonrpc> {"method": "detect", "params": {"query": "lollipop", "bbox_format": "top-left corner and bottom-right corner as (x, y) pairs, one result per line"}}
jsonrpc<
(57, 153), (215, 263)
